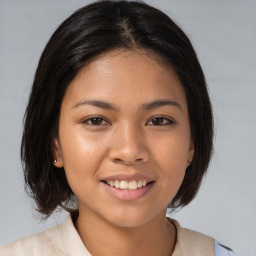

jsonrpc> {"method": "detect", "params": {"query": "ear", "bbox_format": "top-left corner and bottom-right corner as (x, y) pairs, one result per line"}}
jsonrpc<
(187, 140), (194, 167)
(52, 138), (64, 168)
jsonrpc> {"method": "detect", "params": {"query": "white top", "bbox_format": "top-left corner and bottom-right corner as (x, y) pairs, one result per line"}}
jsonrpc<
(0, 214), (244, 256)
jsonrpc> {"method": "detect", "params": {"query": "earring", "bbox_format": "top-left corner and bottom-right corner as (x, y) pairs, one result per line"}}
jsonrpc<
(53, 159), (58, 163)
(187, 159), (192, 164)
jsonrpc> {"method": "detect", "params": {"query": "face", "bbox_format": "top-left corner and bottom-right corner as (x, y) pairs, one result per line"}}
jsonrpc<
(53, 49), (194, 228)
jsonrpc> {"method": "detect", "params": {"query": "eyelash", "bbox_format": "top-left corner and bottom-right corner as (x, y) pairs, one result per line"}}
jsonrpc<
(81, 116), (175, 126)
(81, 116), (110, 126)
(146, 116), (175, 126)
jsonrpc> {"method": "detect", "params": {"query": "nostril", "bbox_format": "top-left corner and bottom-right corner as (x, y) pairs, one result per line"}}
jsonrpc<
(135, 158), (143, 162)
(112, 157), (144, 165)
(113, 158), (124, 164)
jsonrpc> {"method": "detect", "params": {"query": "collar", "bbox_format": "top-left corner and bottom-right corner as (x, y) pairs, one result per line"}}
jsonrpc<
(168, 218), (215, 256)
(50, 214), (214, 256)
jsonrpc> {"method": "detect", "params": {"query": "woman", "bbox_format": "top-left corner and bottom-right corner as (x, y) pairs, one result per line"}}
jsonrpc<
(0, 1), (246, 255)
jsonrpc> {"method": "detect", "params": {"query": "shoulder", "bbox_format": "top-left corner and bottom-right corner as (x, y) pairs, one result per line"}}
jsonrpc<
(0, 214), (90, 256)
(170, 218), (215, 256)
(169, 218), (250, 256)
(0, 221), (65, 256)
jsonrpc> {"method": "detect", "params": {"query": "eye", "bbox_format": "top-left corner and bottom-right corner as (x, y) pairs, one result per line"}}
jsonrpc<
(82, 116), (110, 126)
(146, 116), (174, 126)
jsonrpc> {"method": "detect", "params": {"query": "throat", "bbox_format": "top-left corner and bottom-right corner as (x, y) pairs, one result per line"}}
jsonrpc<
(75, 212), (176, 256)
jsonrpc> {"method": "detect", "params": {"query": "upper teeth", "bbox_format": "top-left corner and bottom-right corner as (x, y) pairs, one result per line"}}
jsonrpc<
(106, 180), (148, 190)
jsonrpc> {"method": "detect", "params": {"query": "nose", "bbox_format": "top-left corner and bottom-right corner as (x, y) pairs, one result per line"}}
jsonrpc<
(108, 123), (149, 165)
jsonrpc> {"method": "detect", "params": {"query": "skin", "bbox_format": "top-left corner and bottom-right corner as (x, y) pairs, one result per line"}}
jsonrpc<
(53, 49), (194, 256)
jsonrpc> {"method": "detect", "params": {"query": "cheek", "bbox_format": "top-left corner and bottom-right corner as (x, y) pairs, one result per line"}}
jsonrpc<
(152, 132), (190, 169)
(58, 126), (108, 186)
(150, 131), (190, 194)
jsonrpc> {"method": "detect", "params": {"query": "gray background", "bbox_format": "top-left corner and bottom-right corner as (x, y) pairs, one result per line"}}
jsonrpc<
(0, 0), (255, 254)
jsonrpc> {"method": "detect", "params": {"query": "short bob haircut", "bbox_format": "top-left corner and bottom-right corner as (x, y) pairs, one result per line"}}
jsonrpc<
(21, 0), (213, 217)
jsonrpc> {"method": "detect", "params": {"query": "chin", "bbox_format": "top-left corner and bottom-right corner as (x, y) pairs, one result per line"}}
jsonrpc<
(102, 206), (161, 229)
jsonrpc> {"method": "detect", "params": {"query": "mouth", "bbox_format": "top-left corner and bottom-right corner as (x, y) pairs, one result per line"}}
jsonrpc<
(101, 178), (155, 201)
(101, 180), (155, 190)
(100, 173), (155, 201)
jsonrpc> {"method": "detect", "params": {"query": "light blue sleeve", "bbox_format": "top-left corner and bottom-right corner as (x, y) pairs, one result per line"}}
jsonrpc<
(215, 240), (255, 256)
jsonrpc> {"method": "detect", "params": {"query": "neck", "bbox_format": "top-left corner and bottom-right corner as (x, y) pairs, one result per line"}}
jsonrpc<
(75, 209), (176, 256)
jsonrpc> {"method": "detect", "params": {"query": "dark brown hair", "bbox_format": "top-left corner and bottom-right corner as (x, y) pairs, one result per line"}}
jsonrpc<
(21, 0), (214, 217)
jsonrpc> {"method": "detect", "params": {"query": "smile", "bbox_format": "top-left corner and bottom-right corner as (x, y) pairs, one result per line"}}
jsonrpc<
(101, 179), (155, 201)
(105, 180), (151, 190)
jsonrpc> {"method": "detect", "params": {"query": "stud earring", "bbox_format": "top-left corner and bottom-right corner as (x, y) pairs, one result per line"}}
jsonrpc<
(53, 159), (58, 163)
(187, 159), (192, 164)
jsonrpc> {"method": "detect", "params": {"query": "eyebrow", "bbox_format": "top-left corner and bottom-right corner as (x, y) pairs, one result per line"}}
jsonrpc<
(140, 99), (182, 111)
(72, 99), (182, 112)
(72, 100), (120, 111)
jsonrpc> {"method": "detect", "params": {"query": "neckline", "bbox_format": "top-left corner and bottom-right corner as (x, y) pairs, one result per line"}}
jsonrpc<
(63, 213), (182, 256)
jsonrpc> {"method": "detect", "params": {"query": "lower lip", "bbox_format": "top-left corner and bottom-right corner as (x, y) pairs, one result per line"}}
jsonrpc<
(102, 182), (154, 201)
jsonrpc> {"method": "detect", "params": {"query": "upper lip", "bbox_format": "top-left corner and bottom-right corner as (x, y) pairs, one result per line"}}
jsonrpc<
(101, 173), (155, 182)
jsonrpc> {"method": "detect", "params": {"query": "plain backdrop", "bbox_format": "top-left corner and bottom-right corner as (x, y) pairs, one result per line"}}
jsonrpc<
(0, 0), (255, 254)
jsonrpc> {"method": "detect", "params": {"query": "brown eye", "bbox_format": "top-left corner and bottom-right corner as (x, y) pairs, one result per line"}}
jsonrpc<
(147, 117), (174, 126)
(82, 117), (109, 126)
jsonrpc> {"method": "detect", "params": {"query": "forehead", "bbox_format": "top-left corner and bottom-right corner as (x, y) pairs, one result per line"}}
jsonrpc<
(63, 49), (187, 111)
